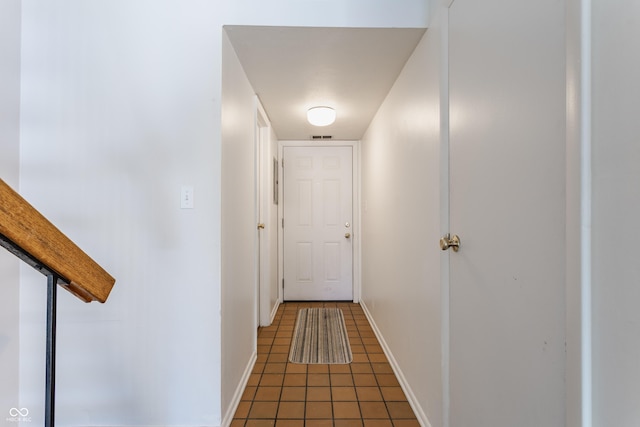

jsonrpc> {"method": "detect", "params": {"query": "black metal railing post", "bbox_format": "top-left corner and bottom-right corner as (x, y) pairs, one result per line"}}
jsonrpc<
(45, 273), (58, 427)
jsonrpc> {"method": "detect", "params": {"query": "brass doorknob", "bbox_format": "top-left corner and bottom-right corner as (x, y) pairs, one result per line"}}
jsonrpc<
(345, 232), (351, 239)
(439, 234), (460, 252)
(257, 223), (265, 230)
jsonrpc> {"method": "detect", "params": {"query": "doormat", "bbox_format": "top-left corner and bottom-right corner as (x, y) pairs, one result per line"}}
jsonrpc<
(289, 308), (353, 364)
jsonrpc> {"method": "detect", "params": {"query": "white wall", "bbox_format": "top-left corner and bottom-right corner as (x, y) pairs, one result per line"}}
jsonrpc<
(360, 26), (442, 427)
(592, 1), (640, 425)
(221, 30), (259, 423)
(268, 126), (280, 318)
(17, 1), (429, 426)
(0, 0), (21, 422)
(221, 0), (428, 28)
(19, 1), (221, 425)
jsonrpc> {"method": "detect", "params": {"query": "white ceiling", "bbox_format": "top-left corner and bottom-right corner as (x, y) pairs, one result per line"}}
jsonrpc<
(224, 26), (427, 141)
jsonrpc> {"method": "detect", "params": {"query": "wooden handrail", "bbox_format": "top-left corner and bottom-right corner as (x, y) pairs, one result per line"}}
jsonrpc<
(0, 178), (115, 302)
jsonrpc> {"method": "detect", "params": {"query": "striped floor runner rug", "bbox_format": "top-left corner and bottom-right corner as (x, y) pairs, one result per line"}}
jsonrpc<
(289, 308), (353, 364)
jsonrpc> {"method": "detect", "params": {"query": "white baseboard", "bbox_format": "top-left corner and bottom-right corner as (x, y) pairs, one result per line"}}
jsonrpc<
(220, 351), (257, 427)
(270, 300), (280, 325)
(359, 301), (433, 427)
(222, 302), (277, 427)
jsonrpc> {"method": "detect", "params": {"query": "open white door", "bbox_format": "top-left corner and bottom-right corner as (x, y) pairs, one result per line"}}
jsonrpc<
(446, 1), (566, 426)
(282, 145), (353, 301)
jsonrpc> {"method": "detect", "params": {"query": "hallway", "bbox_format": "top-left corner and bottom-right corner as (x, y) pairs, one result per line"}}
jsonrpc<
(231, 302), (420, 427)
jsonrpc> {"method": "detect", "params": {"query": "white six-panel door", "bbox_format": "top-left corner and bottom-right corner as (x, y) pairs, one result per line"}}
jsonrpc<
(283, 146), (353, 301)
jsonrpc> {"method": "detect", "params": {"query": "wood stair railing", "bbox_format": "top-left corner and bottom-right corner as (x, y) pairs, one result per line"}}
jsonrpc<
(0, 178), (116, 427)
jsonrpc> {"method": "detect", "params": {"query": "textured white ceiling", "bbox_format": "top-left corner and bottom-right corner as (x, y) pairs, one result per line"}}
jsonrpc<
(225, 26), (426, 140)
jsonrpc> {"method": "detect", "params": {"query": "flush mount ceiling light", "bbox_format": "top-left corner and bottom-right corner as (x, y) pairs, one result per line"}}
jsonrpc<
(307, 106), (336, 126)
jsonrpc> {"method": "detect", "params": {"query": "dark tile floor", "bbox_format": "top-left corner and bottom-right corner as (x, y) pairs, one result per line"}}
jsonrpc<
(231, 302), (420, 427)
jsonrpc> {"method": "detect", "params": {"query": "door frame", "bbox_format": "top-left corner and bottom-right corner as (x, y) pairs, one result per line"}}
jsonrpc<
(255, 96), (275, 326)
(278, 140), (361, 303)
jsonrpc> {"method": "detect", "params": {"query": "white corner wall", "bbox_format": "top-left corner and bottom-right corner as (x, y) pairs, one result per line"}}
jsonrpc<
(592, 0), (640, 425)
(221, 29), (259, 423)
(360, 26), (442, 427)
(0, 0), (21, 420)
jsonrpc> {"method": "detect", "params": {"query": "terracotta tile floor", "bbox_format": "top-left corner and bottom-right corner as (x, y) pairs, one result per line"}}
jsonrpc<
(231, 302), (420, 427)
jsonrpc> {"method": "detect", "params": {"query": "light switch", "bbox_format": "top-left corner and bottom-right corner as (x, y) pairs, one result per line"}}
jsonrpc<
(181, 186), (194, 209)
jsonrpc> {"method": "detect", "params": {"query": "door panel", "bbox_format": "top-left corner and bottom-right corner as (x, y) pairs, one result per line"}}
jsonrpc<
(448, 1), (565, 426)
(283, 146), (353, 300)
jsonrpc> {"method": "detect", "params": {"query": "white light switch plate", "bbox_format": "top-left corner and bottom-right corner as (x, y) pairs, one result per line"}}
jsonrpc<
(181, 186), (194, 209)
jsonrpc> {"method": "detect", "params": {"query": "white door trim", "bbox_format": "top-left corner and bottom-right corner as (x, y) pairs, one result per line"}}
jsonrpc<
(439, 5), (451, 427)
(255, 96), (273, 326)
(278, 140), (361, 303)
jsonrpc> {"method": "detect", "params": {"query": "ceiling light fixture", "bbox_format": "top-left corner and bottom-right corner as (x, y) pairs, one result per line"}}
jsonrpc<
(307, 106), (336, 126)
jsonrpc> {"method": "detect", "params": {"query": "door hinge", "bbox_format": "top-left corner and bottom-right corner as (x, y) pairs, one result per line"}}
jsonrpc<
(281, 158), (284, 168)
(282, 218), (284, 228)
(282, 279), (284, 289)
